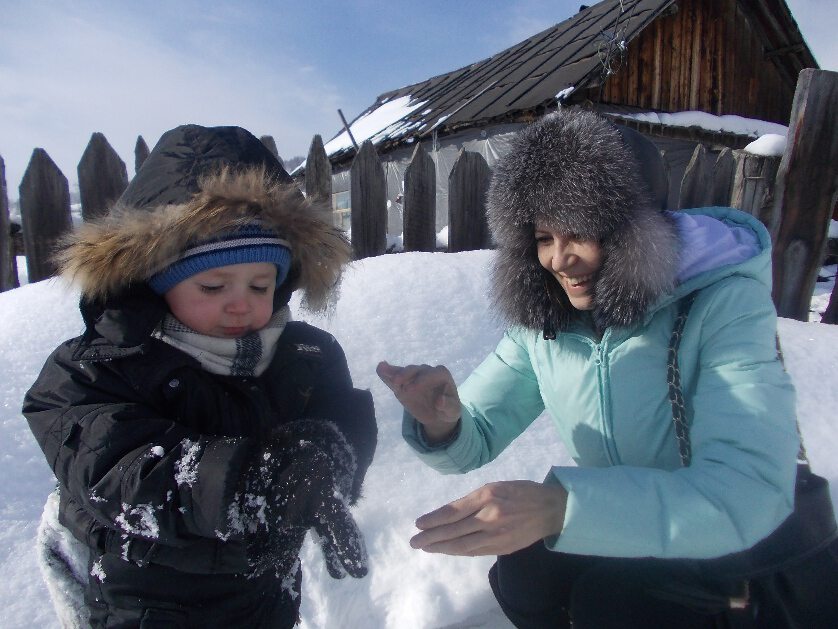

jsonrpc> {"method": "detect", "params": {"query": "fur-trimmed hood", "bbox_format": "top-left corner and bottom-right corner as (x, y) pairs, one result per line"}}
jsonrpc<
(487, 109), (679, 333)
(56, 125), (349, 313)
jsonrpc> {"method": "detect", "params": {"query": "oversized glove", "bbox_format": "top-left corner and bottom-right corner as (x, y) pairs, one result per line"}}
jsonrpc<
(271, 419), (361, 504)
(233, 434), (368, 580)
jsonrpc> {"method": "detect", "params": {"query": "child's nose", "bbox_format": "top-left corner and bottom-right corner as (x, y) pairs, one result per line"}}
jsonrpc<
(225, 295), (252, 314)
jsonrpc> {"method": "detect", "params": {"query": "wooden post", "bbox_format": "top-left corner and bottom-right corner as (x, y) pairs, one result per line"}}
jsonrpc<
(678, 143), (711, 209)
(350, 140), (386, 259)
(78, 132), (128, 221)
(0, 154), (16, 291)
(305, 135), (332, 209)
(135, 136), (150, 174)
(403, 142), (436, 252)
(19, 149), (73, 282)
(730, 150), (781, 239)
(771, 69), (838, 321)
(448, 149), (491, 252)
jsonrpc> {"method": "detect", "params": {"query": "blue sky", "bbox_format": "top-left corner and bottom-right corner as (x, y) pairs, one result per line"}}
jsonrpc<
(1, 0), (835, 199)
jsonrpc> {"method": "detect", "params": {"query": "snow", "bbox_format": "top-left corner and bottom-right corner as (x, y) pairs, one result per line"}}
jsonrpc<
(325, 96), (427, 158)
(555, 86), (575, 101)
(1, 250), (836, 628)
(619, 110), (789, 138)
(743, 133), (787, 157)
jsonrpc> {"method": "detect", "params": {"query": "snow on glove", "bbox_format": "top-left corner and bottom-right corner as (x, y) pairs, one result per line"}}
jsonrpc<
(234, 438), (368, 579)
(272, 419), (360, 503)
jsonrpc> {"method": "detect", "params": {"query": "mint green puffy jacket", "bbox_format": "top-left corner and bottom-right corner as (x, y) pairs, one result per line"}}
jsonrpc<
(405, 208), (799, 560)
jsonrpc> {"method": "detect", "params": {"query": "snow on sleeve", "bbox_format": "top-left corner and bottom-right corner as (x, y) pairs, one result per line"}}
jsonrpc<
(174, 438), (201, 487)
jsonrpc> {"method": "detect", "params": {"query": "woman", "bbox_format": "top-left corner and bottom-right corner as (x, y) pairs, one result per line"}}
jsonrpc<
(377, 109), (799, 627)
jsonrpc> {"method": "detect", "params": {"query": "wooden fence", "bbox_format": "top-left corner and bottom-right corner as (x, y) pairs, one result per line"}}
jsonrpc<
(2, 70), (836, 322)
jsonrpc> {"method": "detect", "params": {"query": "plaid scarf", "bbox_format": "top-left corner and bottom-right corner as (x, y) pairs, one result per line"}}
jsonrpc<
(154, 306), (290, 376)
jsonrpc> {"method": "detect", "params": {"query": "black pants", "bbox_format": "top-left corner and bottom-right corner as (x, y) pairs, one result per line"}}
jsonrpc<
(85, 553), (301, 628)
(489, 542), (745, 629)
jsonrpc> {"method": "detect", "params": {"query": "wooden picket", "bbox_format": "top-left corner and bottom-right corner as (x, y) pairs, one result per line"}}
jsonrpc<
(135, 136), (150, 174)
(448, 149), (491, 252)
(19, 149), (72, 282)
(403, 143), (436, 252)
(0, 154), (16, 292)
(678, 143), (712, 209)
(350, 141), (387, 258)
(77, 132), (128, 221)
(305, 135), (331, 207)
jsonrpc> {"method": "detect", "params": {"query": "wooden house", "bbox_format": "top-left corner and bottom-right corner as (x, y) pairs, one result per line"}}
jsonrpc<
(302, 0), (818, 228)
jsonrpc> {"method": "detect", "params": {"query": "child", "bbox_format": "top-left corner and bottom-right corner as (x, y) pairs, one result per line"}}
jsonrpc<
(23, 124), (377, 628)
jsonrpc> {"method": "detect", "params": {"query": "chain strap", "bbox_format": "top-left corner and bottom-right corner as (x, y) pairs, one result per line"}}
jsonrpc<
(667, 295), (808, 468)
(667, 295), (695, 467)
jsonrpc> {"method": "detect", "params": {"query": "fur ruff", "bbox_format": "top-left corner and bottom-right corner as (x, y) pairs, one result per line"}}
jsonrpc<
(486, 109), (680, 331)
(56, 168), (350, 311)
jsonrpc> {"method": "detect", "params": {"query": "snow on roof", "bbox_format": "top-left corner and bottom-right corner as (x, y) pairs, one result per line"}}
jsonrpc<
(291, 95), (426, 174)
(324, 95), (428, 156)
(617, 110), (789, 138)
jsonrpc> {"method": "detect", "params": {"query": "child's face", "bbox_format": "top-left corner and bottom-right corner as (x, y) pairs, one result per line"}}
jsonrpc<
(163, 262), (277, 338)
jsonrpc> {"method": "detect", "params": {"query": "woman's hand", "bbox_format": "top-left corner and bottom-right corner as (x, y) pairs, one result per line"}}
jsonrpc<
(376, 361), (461, 443)
(409, 480), (568, 556)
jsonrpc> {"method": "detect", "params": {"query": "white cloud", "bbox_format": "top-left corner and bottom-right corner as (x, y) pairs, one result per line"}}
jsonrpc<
(0, 4), (342, 198)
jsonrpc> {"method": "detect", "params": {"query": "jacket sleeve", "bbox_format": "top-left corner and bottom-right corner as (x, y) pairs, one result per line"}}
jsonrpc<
(302, 332), (377, 501)
(402, 327), (545, 473)
(23, 341), (254, 547)
(549, 277), (799, 559)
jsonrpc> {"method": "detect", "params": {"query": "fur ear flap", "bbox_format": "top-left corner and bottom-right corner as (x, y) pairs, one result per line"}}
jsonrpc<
(593, 209), (679, 329)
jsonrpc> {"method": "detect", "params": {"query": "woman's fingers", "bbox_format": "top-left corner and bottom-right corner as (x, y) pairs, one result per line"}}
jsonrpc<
(376, 361), (460, 423)
(409, 481), (569, 557)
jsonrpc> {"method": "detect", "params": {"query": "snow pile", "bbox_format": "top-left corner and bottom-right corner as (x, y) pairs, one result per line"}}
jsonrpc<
(0, 250), (836, 628)
(744, 133), (787, 157)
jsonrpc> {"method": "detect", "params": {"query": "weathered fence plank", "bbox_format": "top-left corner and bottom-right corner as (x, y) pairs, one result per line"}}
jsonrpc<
(771, 69), (838, 321)
(822, 282), (838, 324)
(350, 140), (387, 258)
(0, 155), (17, 292)
(260, 135), (280, 161)
(709, 148), (735, 207)
(403, 143), (436, 252)
(78, 132), (128, 221)
(19, 149), (72, 282)
(730, 150), (781, 238)
(135, 136), (150, 174)
(678, 143), (711, 209)
(305, 135), (331, 207)
(448, 149), (491, 252)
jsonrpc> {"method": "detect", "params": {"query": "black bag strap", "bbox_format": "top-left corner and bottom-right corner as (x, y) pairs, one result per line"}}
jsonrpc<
(666, 294), (809, 468)
(667, 294), (696, 467)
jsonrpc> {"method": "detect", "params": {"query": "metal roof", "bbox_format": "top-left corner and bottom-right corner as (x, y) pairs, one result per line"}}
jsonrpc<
(326, 0), (675, 165)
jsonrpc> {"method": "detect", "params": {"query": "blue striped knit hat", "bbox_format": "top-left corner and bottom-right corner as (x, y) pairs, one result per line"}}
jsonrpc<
(148, 223), (292, 295)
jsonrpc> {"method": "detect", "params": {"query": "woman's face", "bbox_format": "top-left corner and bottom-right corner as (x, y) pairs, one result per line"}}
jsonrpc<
(535, 224), (602, 311)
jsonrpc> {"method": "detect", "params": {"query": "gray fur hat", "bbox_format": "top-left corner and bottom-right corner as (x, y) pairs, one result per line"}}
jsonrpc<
(487, 109), (679, 333)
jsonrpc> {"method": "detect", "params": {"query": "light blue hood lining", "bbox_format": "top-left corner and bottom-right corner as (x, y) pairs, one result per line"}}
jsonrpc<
(671, 211), (761, 283)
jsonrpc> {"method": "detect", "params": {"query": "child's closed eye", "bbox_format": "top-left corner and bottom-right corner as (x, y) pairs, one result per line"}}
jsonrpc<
(199, 284), (224, 293)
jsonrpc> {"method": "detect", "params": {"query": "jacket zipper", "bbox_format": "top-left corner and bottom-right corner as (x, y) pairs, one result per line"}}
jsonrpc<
(564, 331), (619, 466)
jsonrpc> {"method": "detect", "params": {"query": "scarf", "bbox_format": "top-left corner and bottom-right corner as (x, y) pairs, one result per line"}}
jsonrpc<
(154, 306), (290, 376)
